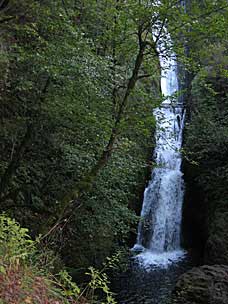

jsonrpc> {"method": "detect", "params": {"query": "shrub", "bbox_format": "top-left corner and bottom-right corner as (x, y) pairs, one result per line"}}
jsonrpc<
(0, 213), (116, 304)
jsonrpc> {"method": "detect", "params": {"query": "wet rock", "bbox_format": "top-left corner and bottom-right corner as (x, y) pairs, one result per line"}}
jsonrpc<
(172, 265), (228, 304)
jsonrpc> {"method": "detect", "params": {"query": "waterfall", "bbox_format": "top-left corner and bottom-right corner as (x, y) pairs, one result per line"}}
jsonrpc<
(132, 52), (186, 268)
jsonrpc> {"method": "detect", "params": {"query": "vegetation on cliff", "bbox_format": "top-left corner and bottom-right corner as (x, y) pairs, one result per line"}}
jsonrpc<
(183, 26), (228, 264)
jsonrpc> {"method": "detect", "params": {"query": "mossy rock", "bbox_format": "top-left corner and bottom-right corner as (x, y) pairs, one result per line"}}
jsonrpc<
(172, 265), (228, 304)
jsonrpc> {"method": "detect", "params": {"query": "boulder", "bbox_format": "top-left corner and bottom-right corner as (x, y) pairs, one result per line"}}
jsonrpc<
(172, 265), (228, 304)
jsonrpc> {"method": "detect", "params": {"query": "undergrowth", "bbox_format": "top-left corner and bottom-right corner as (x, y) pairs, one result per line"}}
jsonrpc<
(0, 213), (117, 304)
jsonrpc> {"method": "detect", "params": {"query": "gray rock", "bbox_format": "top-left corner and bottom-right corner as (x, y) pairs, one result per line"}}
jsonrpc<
(172, 265), (228, 304)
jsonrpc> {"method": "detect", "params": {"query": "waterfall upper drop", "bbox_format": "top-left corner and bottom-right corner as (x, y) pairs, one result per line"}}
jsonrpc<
(133, 54), (186, 268)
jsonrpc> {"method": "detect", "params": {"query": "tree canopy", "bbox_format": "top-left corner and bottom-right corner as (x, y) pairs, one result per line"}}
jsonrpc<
(0, 0), (228, 276)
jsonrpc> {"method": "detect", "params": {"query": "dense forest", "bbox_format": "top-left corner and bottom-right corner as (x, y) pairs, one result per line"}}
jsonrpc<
(0, 0), (228, 303)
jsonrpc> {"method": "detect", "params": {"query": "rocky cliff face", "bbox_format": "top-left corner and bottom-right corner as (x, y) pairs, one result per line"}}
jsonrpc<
(173, 50), (228, 303)
(172, 265), (228, 304)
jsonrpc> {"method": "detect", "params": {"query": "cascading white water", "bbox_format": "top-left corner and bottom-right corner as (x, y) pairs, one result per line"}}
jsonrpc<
(133, 53), (186, 268)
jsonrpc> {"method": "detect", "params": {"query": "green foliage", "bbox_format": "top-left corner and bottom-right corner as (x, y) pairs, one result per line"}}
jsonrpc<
(0, 213), (35, 263)
(58, 270), (81, 297)
(1, 0), (227, 280)
(87, 267), (116, 304)
(0, 213), (117, 303)
(0, 0), (159, 268)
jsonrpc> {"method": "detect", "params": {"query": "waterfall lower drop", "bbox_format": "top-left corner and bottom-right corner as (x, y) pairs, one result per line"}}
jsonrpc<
(132, 54), (186, 269)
